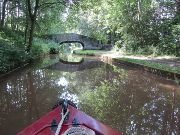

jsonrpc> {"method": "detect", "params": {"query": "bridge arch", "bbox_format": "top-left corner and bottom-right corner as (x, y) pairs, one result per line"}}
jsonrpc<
(46, 33), (103, 50)
(59, 41), (85, 49)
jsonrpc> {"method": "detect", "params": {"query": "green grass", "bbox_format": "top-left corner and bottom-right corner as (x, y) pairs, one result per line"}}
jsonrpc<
(73, 50), (96, 56)
(115, 58), (180, 74)
(73, 49), (180, 74)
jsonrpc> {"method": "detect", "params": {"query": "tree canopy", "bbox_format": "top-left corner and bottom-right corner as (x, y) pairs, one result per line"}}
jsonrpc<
(64, 0), (180, 56)
(0, 0), (179, 73)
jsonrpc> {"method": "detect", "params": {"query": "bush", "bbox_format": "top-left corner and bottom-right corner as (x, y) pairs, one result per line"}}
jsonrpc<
(0, 28), (24, 47)
(157, 24), (180, 56)
(0, 45), (27, 73)
(0, 32), (60, 74)
(49, 47), (59, 54)
(114, 40), (122, 51)
(33, 38), (59, 54)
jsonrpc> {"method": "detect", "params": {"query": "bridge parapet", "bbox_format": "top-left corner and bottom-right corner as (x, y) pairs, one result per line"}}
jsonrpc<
(47, 33), (102, 50)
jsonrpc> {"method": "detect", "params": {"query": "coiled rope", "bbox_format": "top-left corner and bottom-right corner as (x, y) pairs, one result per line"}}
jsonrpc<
(62, 126), (95, 135)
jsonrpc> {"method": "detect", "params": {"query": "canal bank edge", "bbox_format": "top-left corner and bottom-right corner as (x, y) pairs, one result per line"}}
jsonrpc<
(0, 53), (47, 79)
(73, 50), (180, 81)
(113, 58), (180, 81)
(0, 62), (31, 79)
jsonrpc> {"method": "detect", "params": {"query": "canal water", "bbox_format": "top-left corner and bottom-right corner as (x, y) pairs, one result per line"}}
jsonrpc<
(0, 54), (180, 135)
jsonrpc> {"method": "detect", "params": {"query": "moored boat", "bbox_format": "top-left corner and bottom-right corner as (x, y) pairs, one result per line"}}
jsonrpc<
(17, 100), (123, 135)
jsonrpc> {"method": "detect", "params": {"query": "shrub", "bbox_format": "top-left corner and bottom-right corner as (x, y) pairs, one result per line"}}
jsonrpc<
(0, 45), (27, 73)
(49, 47), (59, 54)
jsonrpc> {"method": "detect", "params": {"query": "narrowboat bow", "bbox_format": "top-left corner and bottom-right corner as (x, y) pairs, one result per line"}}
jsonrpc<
(17, 100), (123, 135)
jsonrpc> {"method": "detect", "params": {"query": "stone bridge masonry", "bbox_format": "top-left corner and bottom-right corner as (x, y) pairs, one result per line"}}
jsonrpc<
(46, 33), (103, 50)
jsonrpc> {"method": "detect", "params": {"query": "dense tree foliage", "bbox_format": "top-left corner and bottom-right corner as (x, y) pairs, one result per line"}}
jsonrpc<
(65, 0), (180, 56)
(0, 0), (66, 51)
(0, 0), (179, 53)
(0, 0), (66, 73)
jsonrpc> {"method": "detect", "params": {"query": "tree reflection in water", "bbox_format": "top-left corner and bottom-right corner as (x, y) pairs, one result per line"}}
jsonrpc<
(0, 55), (180, 135)
(79, 65), (180, 135)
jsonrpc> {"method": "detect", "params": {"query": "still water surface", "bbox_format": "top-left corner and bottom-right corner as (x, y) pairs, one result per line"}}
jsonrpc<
(0, 55), (180, 135)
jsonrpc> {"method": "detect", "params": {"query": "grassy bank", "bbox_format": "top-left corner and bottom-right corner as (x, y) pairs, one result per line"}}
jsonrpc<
(73, 50), (96, 56)
(73, 49), (113, 56)
(0, 29), (59, 74)
(115, 58), (180, 74)
(74, 49), (180, 74)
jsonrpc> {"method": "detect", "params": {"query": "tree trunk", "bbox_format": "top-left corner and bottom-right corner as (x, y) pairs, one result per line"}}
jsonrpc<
(137, 0), (141, 21)
(26, 0), (39, 53)
(174, 0), (180, 24)
(26, 18), (35, 52)
(0, 0), (8, 27)
(17, 0), (20, 31)
(176, 0), (180, 13)
(11, 2), (15, 31)
(24, 14), (29, 47)
(0, 2), (2, 22)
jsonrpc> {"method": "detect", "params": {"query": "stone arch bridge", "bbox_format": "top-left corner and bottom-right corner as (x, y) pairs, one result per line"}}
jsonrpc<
(45, 33), (103, 50)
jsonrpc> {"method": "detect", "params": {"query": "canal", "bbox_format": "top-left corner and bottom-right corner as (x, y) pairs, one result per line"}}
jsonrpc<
(0, 54), (180, 135)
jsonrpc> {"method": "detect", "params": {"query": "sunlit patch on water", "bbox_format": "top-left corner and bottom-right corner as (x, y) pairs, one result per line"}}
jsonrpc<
(6, 83), (12, 92)
(56, 77), (69, 87)
(59, 91), (79, 107)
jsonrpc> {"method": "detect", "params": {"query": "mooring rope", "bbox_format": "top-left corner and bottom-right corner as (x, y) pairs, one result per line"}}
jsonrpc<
(55, 108), (70, 135)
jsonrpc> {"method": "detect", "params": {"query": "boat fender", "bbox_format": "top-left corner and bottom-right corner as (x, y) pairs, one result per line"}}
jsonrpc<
(72, 118), (80, 127)
(50, 119), (58, 132)
(62, 100), (68, 114)
(52, 99), (77, 110)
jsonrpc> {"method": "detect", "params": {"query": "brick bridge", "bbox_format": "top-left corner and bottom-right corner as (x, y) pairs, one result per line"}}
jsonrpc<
(46, 33), (103, 50)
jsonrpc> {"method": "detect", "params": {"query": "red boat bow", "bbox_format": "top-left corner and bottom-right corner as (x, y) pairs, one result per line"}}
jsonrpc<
(17, 104), (123, 135)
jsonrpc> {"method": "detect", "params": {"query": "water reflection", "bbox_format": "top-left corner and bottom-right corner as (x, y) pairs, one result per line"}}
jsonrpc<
(0, 55), (179, 135)
(59, 91), (79, 106)
(47, 55), (105, 72)
(59, 54), (84, 64)
(79, 66), (180, 135)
